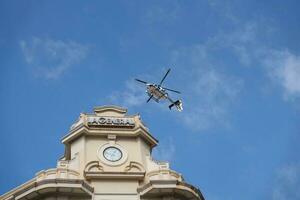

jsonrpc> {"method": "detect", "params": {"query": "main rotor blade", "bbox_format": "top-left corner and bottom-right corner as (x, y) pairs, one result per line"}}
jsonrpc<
(162, 87), (181, 94)
(146, 95), (153, 103)
(159, 68), (171, 86)
(135, 79), (148, 84)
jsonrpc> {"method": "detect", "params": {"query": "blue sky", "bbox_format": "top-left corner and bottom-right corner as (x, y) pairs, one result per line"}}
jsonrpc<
(1, 0), (300, 199)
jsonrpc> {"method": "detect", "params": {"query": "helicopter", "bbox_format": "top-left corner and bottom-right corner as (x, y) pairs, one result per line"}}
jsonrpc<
(135, 68), (183, 112)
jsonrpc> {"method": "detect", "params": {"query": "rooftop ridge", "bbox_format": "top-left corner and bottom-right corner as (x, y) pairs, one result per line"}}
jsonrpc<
(93, 105), (127, 114)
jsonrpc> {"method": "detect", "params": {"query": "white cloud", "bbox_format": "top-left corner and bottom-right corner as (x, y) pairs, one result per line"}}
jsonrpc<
(166, 22), (260, 131)
(201, 1), (300, 105)
(108, 16), (298, 131)
(215, 21), (300, 103)
(193, 19), (300, 105)
(108, 79), (146, 107)
(109, 39), (243, 132)
(208, 19), (300, 104)
(180, 68), (242, 131)
(20, 37), (88, 79)
(205, 21), (259, 67)
(170, 43), (243, 131)
(264, 50), (300, 101)
(272, 163), (300, 200)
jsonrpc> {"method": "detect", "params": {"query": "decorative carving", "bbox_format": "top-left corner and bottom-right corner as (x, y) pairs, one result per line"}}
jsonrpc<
(84, 161), (145, 180)
(146, 169), (183, 182)
(124, 161), (145, 173)
(57, 160), (69, 168)
(35, 168), (80, 181)
(84, 161), (104, 172)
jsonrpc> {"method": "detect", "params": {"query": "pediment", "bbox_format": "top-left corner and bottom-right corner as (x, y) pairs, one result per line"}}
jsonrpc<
(94, 105), (127, 116)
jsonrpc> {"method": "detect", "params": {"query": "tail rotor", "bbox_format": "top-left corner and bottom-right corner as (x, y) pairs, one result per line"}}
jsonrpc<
(169, 100), (183, 112)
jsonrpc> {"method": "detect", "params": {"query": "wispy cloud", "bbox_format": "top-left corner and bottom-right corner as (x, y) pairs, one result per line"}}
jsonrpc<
(109, 8), (298, 131)
(170, 44), (243, 131)
(196, 18), (300, 105)
(181, 68), (242, 131)
(109, 43), (243, 132)
(108, 79), (146, 107)
(109, 27), (245, 132)
(272, 163), (300, 200)
(202, 21), (261, 67)
(20, 37), (88, 79)
(264, 50), (300, 101)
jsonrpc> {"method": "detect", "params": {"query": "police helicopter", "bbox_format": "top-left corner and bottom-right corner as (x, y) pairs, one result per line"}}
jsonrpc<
(135, 68), (183, 112)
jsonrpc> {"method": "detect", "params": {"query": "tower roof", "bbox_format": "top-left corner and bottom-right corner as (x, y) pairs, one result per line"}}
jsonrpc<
(61, 105), (158, 160)
(93, 105), (127, 114)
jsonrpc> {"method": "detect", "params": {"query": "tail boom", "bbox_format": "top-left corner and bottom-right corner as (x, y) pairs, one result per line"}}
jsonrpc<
(169, 100), (183, 112)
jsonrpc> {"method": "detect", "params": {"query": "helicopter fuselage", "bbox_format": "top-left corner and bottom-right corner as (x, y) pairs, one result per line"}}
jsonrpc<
(146, 84), (168, 102)
(135, 68), (183, 111)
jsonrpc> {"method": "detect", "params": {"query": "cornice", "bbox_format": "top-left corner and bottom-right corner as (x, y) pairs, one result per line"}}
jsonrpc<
(62, 124), (158, 147)
(138, 180), (205, 200)
(93, 105), (127, 114)
(0, 179), (93, 200)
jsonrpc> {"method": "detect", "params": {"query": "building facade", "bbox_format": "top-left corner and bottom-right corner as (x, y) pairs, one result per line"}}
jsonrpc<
(1, 106), (205, 200)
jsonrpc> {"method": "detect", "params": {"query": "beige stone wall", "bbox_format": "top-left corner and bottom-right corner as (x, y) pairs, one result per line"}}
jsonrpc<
(0, 106), (204, 200)
(33, 196), (91, 200)
(91, 180), (139, 194)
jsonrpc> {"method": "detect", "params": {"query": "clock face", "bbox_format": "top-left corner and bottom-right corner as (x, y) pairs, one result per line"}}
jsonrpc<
(103, 147), (122, 162)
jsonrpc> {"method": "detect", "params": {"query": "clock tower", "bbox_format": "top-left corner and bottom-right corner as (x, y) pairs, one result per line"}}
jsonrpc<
(1, 105), (205, 200)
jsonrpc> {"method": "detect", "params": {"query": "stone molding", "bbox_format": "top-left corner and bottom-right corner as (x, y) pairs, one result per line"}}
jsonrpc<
(93, 105), (127, 114)
(138, 179), (204, 200)
(84, 161), (104, 172)
(0, 167), (93, 200)
(137, 167), (205, 200)
(35, 168), (80, 181)
(84, 161), (145, 180)
(0, 178), (93, 200)
(124, 161), (145, 173)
